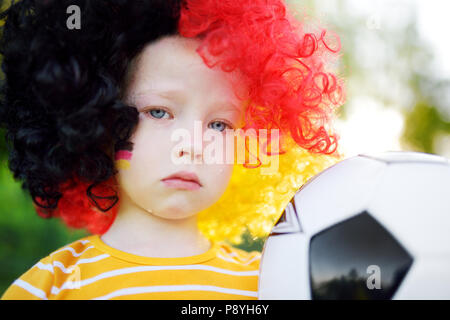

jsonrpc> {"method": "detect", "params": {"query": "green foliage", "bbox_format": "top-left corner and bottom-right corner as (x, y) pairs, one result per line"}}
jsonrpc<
(402, 102), (450, 153)
(0, 160), (88, 295)
(228, 228), (266, 253)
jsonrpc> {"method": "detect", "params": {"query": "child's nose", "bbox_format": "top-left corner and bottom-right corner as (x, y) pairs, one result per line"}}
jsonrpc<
(177, 145), (203, 163)
(172, 136), (204, 165)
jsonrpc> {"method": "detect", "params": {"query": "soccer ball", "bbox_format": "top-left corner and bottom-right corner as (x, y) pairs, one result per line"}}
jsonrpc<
(258, 151), (450, 300)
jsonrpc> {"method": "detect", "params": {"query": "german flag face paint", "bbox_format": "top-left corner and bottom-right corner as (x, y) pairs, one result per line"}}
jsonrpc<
(115, 150), (132, 170)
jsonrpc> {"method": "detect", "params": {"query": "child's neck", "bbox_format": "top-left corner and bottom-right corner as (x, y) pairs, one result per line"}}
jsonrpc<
(99, 191), (212, 259)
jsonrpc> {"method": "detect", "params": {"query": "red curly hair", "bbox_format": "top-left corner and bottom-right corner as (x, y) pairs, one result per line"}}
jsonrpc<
(179, 0), (345, 157)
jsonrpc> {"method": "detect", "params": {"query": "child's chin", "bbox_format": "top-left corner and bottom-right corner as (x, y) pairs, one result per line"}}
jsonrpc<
(151, 209), (198, 221)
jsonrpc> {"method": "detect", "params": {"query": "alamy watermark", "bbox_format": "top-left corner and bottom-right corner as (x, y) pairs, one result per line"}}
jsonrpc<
(366, 265), (382, 290)
(171, 121), (281, 175)
(66, 5), (81, 30)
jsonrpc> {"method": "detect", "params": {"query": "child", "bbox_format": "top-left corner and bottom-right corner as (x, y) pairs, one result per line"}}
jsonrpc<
(0, 0), (344, 299)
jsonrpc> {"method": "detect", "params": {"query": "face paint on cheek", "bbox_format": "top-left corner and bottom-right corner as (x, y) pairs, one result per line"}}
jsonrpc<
(115, 150), (133, 170)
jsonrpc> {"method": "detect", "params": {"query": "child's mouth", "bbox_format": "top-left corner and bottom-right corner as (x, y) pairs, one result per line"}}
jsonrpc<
(161, 178), (201, 190)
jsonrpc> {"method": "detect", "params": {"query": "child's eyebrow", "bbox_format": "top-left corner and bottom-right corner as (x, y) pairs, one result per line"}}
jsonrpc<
(129, 88), (186, 105)
(155, 89), (186, 103)
(131, 88), (241, 113)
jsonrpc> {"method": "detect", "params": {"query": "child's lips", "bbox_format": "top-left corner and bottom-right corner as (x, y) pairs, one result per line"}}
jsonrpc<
(161, 178), (201, 190)
(161, 170), (202, 190)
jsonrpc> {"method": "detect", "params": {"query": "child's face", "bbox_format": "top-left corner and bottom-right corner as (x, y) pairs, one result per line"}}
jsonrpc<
(117, 35), (244, 220)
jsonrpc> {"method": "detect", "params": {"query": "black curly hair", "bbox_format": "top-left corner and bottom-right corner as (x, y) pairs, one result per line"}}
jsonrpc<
(0, 0), (181, 224)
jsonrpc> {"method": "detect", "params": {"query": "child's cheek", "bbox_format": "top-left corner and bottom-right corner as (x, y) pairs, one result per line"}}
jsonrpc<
(115, 150), (133, 170)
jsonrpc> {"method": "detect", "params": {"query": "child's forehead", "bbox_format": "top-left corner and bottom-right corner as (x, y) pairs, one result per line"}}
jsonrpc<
(137, 35), (202, 68)
(123, 37), (200, 86)
(125, 37), (242, 104)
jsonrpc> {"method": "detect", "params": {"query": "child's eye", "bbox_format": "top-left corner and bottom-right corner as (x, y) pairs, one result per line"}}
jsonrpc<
(208, 121), (233, 132)
(144, 109), (232, 131)
(147, 108), (171, 119)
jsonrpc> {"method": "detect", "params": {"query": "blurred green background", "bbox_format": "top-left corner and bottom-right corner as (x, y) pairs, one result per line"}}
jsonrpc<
(1, 0), (450, 295)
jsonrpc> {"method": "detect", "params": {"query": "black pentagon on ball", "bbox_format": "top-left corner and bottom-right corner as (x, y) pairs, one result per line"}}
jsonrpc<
(309, 211), (413, 300)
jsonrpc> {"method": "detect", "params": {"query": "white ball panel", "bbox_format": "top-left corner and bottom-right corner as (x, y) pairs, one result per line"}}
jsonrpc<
(294, 156), (386, 235)
(360, 151), (449, 164)
(258, 233), (310, 300)
(393, 257), (450, 299)
(367, 163), (450, 256)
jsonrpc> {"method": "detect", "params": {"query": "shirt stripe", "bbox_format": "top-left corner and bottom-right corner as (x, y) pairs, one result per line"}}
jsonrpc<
(50, 245), (94, 257)
(93, 285), (258, 300)
(12, 279), (48, 300)
(51, 264), (258, 295)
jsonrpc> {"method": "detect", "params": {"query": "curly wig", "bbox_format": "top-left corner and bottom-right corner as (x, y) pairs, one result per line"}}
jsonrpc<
(0, 0), (345, 242)
(0, 0), (182, 233)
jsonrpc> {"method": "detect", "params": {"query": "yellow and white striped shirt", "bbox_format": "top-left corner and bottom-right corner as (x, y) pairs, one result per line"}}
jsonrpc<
(1, 235), (261, 300)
